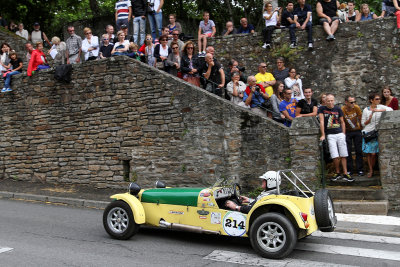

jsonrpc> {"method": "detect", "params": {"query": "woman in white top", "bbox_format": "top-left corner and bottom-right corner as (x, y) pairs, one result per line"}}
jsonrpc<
(0, 43), (11, 72)
(262, 2), (280, 49)
(16, 23), (29, 40)
(226, 72), (247, 106)
(49, 36), (66, 66)
(361, 92), (393, 177)
(82, 27), (99, 61)
(111, 31), (130, 56)
(284, 68), (304, 101)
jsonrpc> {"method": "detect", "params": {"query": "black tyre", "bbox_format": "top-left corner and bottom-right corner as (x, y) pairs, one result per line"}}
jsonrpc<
(249, 213), (297, 259)
(103, 200), (139, 240)
(314, 189), (336, 232)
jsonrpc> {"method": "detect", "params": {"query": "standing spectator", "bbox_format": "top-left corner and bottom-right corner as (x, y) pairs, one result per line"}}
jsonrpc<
(294, 0), (313, 50)
(271, 81), (286, 123)
(1, 51), (22, 92)
(281, 2), (297, 48)
(115, 0), (132, 31)
(165, 41), (181, 76)
(99, 34), (114, 59)
(346, 1), (359, 21)
(318, 94), (352, 181)
(361, 93), (393, 178)
(272, 57), (289, 82)
(167, 14), (182, 36)
(111, 30), (130, 56)
(0, 14), (8, 29)
(296, 87), (318, 117)
(342, 95), (364, 176)
(224, 59), (246, 86)
(237, 17), (255, 34)
(27, 42), (50, 76)
(279, 88), (297, 127)
(0, 43), (11, 73)
(198, 11), (216, 58)
(105, 25), (115, 46)
(147, 0), (164, 40)
(181, 41), (201, 87)
(243, 76), (269, 116)
(316, 0), (340, 41)
(255, 62), (276, 97)
(132, 0), (147, 46)
(381, 86), (399, 110)
(49, 37), (66, 66)
(222, 21), (237, 36)
(65, 26), (82, 64)
(30, 22), (51, 47)
(168, 30), (184, 51)
(25, 42), (34, 62)
(285, 68), (304, 101)
(16, 23), (29, 40)
(356, 4), (378, 21)
(154, 35), (171, 69)
(82, 27), (99, 61)
(200, 53), (225, 96)
(144, 34), (156, 67)
(262, 2), (280, 49)
(226, 72), (247, 106)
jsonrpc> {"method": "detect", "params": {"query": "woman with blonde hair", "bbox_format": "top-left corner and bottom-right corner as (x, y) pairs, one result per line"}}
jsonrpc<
(49, 36), (66, 65)
(144, 34), (156, 67)
(112, 30), (130, 56)
(82, 27), (99, 61)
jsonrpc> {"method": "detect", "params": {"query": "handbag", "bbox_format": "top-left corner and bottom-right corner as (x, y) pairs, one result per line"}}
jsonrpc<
(363, 130), (378, 143)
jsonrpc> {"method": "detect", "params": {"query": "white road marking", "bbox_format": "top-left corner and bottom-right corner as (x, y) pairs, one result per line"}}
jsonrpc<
(296, 243), (400, 261)
(0, 247), (13, 253)
(336, 213), (400, 226)
(204, 250), (353, 267)
(312, 231), (400, 245)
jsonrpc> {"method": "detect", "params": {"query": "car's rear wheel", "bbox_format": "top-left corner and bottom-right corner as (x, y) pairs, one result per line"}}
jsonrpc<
(314, 189), (336, 232)
(103, 200), (139, 240)
(249, 213), (297, 259)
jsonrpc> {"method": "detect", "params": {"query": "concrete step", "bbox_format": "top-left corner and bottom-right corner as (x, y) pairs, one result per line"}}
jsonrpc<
(327, 186), (386, 201)
(327, 175), (380, 187)
(333, 200), (388, 215)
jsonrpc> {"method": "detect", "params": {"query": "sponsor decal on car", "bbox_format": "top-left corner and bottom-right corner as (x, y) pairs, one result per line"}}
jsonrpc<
(223, 211), (246, 236)
(207, 202), (214, 207)
(199, 216), (207, 219)
(203, 197), (211, 202)
(211, 212), (221, 224)
(214, 187), (234, 199)
(169, 210), (184, 215)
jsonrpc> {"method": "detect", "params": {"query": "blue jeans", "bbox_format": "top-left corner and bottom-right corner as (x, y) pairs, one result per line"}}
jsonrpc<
(4, 71), (20, 88)
(289, 21), (313, 43)
(148, 11), (162, 40)
(133, 16), (146, 46)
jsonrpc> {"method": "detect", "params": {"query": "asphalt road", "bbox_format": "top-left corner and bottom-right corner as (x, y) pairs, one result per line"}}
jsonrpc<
(1, 199), (400, 267)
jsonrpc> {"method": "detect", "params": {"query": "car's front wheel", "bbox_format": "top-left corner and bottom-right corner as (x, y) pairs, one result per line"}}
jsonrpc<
(103, 200), (139, 240)
(249, 213), (297, 259)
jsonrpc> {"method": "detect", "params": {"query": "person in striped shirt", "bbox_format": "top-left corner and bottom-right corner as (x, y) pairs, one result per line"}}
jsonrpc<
(115, 0), (132, 31)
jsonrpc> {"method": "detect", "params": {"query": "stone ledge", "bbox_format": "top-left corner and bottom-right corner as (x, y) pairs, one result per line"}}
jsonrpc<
(334, 200), (388, 215)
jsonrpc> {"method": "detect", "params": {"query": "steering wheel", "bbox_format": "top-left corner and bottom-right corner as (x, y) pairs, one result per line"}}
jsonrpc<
(233, 183), (242, 204)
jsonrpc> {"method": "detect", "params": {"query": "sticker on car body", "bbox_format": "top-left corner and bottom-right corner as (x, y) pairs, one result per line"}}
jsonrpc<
(223, 211), (246, 236)
(211, 212), (221, 224)
(169, 211), (184, 215)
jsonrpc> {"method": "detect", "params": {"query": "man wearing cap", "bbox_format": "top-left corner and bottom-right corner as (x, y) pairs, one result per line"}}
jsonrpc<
(113, 24), (133, 43)
(65, 26), (82, 64)
(30, 22), (51, 47)
(115, 0), (132, 31)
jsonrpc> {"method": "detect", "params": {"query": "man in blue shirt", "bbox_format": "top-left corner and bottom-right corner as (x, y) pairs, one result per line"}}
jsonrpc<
(294, 0), (313, 49)
(279, 88), (297, 127)
(237, 18), (255, 34)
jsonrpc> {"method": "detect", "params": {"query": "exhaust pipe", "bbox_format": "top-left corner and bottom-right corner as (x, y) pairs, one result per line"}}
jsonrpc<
(159, 219), (219, 235)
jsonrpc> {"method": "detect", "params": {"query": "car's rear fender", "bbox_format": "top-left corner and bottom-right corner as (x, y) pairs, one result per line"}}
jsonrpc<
(110, 193), (146, 224)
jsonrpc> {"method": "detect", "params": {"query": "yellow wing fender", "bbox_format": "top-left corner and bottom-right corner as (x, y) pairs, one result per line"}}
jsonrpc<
(110, 193), (146, 224)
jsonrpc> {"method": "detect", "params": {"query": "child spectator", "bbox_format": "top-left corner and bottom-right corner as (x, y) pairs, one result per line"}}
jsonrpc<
(144, 34), (156, 67)
(115, 0), (132, 31)
(262, 2), (280, 49)
(16, 23), (29, 40)
(381, 86), (399, 110)
(82, 27), (99, 61)
(181, 41), (201, 87)
(99, 34), (114, 59)
(30, 23), (51, 47)
(356, 3), (378, 21)
(279, 88), (297, 127)
(27, 42), (50, 76)
(127, 42), (144, 60)
(147, 0), (164, 40)
(198, 11), (216, 57)
(49, 37), (66, 65)
(285, 68), (304, 101)
(237, 17), (255, 33)
(0, 43), (11, 73)
(111, 31), (130, 56)
(2, 51), (22, 92)
(167, 14), (182, 36)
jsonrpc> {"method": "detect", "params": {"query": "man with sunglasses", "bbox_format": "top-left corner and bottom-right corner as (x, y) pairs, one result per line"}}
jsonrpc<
(255, 62), (275, 97)
(65, 26), (82, 65)
(168, 30), (184, 51)
(342, 96), (364, 176)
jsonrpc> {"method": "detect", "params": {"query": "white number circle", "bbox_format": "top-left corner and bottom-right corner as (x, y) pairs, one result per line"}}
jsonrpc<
(223, 211), (246, 236)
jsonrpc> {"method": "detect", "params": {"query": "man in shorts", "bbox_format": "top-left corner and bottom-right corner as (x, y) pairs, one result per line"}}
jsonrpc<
(318, 94), (354, 182)
(316, 0), (340, 41)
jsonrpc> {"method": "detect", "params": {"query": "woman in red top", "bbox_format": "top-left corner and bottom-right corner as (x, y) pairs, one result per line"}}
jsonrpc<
(27, 42), (49, 76)
(381, 86), (399, 110)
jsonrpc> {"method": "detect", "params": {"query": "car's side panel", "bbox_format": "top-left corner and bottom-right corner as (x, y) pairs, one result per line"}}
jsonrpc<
(110, 193), (146, 224)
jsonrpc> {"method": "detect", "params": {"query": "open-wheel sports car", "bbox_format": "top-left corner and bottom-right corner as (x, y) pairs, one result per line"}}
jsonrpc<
(103, 170), (336, 259)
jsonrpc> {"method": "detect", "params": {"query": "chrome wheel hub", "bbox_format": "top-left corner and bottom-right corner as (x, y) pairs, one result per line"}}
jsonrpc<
(257, 222), (286, 252)
(107, 207), (129, 234)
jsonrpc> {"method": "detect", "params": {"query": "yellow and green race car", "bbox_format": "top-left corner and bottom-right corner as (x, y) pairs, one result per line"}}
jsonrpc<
(103, 170), (336, 259)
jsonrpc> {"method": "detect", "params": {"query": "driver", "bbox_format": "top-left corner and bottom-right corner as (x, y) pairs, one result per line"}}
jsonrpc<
(225, 171), (280, 214)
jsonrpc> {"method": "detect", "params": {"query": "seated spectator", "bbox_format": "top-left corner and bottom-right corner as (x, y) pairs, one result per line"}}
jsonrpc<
(356, 3), (378, 21)
(1, 51), (22, 92)
(198, 11), (216, 57)
(144, 34), (156, 67)
(272, 57), (289, 82)
(285, 68), (304, 101)
(262, 2), (280, 49)
(226, 72), (247, 106)
(316, 0), (340, 41)
(154, 35), (171, 69)
(49, 36), (66, 66)
(27, 42), (50, 76)
(255, 62), (275, 97)
(237, 17), (255, 34)
(224, 59), (247, 86)
(165, 41), (182, 77)
(25, 42), (34, 62)
(346, 1), (359, 21)
(0, 14), (8, 29)
(8, 21), (17, 32)
(294, 0), (313, 50)
(30, 22), (51, 47)
(271, 81), (286, 123)
(279, 88), (297, 127)
(131, 0), (147, 46)
(295, 87), (318, 117)
(281, 2), (297, 47)
(380, 0), (400, 31)
(168, 30), (184, 51)
(113, 24), (132, 43)
(161, 27), (171, 40)
(0, 43), (11, 73)
(381, 86), (399, 110)
(82, 27), (99, 61)
(181, 41), (201, 87)
(16, 23), (29, 40)
(65, 26), (82, 65)
(99, 34), (114, 59)
(105, 25), (115, 46)
(222, 21), (237, 36)
(244, 76), (268, 116)
(200, 53), (225, 96)
(127, 42), (144, 61)
(111, 30), (130, 56)
(167, 14), (182, 36)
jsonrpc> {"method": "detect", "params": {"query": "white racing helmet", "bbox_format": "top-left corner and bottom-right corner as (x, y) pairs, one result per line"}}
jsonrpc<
(259, 171), (281, 188)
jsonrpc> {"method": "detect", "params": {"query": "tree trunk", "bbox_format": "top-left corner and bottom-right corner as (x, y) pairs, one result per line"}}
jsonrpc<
(224, 0), (234, 22)
(89, 0), (100, 15)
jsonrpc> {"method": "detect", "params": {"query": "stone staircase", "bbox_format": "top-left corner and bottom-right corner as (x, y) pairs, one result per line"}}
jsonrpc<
(328, 176), (388, 215)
